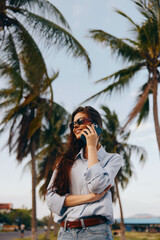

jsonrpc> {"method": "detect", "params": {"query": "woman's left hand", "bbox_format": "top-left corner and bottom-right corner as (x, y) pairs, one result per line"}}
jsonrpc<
(81, 124), (98, 148)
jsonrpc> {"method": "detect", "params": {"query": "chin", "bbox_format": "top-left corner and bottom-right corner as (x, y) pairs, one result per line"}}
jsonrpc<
(75, 134), (81, 139)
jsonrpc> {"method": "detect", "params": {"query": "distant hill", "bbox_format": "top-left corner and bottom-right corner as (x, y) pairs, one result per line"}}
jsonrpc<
(129, 214), (159, 218)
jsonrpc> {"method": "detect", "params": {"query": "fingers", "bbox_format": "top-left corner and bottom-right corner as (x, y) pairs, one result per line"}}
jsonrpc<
(81, 126), (92, 137)
(91, 185), (112, 202)
(88, 124), (97, 135)
(106, 185), (111, 191)
(101, 185), (111, 194)
(82, 124), (97, 136)
(104, 185), (111, 193)
(81, 130), (89, 137)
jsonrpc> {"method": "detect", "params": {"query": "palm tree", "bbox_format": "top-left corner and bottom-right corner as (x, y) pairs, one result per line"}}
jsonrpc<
(85, 0), (160, 151)
(0, 0), (91, 74)
(0, 39), (60, 239)
(100, 105), (146, 240)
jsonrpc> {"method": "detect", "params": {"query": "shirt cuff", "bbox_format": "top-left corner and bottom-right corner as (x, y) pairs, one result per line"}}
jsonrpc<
(46, 192), (67, 216)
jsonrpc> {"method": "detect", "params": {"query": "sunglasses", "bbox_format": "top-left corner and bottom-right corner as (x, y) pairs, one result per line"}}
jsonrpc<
(70, 117), (93, 130)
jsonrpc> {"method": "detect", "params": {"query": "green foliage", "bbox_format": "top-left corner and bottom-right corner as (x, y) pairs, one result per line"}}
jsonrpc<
(36, 102), (70, 199)
(0, 0), (91, 73)
(87, 0), (160, 128)
(13, 231), (160, 240)
(14, 231), (57, 240)
(0, 208), (31, 228)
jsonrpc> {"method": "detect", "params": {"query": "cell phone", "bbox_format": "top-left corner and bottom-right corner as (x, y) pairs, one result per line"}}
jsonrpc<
(80, 123), (102, 144)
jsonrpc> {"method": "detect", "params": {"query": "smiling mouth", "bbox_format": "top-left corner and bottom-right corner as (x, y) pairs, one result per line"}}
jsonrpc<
(75, 129), (82, 134)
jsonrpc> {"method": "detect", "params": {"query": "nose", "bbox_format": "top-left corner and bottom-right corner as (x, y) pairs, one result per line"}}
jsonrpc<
(74, 123), (79, 129)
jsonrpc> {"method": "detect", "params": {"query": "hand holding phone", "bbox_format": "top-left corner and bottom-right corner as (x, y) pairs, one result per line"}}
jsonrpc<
(80, 123), (102, 144)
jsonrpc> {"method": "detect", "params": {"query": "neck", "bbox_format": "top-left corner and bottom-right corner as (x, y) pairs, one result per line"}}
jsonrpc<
(83, 142), (101, 159)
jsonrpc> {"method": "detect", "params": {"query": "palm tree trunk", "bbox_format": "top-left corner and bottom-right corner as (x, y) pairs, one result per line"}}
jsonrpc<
(45, 213), (52, 240)
(115, 177), (126, 240)
(152, 75), (160, 152)
(31, 140), (37, 240)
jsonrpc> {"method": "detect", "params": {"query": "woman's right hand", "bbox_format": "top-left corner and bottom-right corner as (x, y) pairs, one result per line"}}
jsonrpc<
(88, 185), (111, 203)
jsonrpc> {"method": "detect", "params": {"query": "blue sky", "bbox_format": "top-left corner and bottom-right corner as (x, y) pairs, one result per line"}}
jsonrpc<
(0, 0), (160, 220)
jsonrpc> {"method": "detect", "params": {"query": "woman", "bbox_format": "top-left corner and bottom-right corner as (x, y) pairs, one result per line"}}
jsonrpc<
(46, 106), (122, 240)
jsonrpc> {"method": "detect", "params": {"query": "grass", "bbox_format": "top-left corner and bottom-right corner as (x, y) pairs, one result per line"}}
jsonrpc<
(13, 231), (160, 240)
(114, 232), (160, 240)
(13, 231), (57, 240)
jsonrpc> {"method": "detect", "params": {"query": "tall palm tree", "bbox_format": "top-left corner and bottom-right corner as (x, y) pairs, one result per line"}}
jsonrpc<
(85, 0), (160, 151)
(0, 0), (91, 73)
(0, 38), (59, 239)
(100, 105), (146, 240)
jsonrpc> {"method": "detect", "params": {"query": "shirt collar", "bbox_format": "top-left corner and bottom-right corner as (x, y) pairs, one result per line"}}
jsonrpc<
(76, 145), (107, 161)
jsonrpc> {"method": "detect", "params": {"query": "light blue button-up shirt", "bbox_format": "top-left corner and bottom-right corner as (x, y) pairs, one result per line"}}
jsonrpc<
(46, 146), (122, 224)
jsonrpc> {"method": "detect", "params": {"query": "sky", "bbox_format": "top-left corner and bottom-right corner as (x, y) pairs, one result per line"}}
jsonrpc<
(0, 0), (160, 220)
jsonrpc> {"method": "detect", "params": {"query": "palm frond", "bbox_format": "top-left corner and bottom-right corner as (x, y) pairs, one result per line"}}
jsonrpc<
(3, 33), (20, 73)
(123, 38), (139, 47)
(0, 62), (22, 88)
(82, 62), (145, 103)
(89, 30), (143, 62)
(136, 15), (158, 58)
(20, 11), (91, 70)
(10, 18), (57, 101)
(125, 143), (147, 164)
(1, 105), (20, 126)
(97, 62), (145, 83)
(28, 111), (44, 138)
(134, 0), (157, 20)
(0, 88), (21, 102)
(1, 34), (25, 104)
(115, 9), (140, 29)
(42, 71), (59, 103)
(0, 99), (15, 108)
(134, 0), (160, 54)
(137, 96), (149, 126)
(12, 19), (48, 80)
(8, 0), (70, 29)
(123, 82), (152, 129)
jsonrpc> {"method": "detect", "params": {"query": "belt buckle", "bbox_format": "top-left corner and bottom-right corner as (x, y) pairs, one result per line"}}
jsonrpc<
(80, 219), (86, 229)
(66, 221), (70, 228)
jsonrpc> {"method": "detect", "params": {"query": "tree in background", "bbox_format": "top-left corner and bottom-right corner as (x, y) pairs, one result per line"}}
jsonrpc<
(0, 0), (91, 74)
(100, 105), (146, 240)
(0, 208), (31, 229)
(36, 103), (69, 239)
(0, 28), (59, 239)
(37, 102), (70, 199)
(86, 0), (160, 151)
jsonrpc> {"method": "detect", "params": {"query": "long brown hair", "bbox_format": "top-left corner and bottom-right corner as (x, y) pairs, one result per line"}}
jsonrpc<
(52, 106), (102, 196)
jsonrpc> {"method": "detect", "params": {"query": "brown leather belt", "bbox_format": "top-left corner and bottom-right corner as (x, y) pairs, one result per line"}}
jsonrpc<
(60, 216), (107, 229)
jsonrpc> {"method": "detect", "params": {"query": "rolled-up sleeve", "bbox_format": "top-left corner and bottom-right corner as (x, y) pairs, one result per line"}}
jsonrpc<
(46, 190), (67, 216)
(84, 154), (122, 194)
(46, 170), (68, 216)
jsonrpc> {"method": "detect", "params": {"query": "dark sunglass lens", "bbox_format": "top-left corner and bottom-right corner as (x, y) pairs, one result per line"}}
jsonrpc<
(77, 118), (85, 125)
